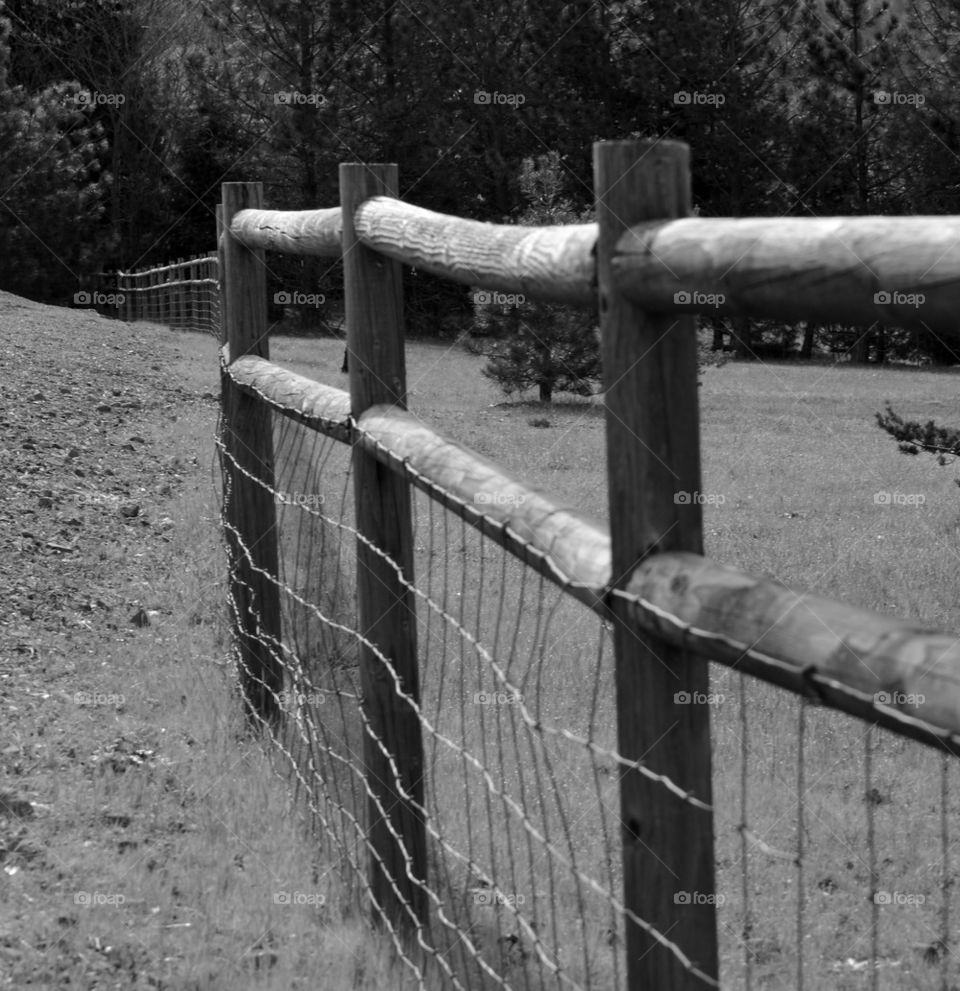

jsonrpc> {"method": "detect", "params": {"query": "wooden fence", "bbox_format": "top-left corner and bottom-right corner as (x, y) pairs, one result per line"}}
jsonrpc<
(215, 140), (960, 989)
(90, 255), (220, 332)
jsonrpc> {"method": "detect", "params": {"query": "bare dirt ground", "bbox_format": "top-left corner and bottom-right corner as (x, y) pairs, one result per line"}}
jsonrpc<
(0, 294), (224, 986)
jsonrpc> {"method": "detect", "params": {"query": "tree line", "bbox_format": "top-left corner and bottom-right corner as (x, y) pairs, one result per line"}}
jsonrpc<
(1, 0), (958, 367)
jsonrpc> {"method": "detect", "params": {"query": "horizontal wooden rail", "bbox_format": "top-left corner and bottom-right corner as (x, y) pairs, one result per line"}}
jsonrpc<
(356, 405), (611, 610)
(229, 199), (596, 302)
(353, 198), (596, 303)
(123, 278), (218, 290)
(230, 207), (343, 257)
(621, 553), (960, 754)
(615, 216), (960, 333)
(119, 255), (217, 278)
(216, 350), (960, 747)
(223, 350), (352, 442)
(227, 202), (960, 336)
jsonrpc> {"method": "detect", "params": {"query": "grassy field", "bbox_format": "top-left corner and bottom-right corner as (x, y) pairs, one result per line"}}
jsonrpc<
(263, 335), (960, 989)
(7, 302), (959, 989)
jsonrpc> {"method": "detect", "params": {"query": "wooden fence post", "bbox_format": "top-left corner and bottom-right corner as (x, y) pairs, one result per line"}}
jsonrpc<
(174, 258), (182, 329)
(340, 162), (427, 936)
(164, 263), (170, 326)
(594, 139), (719, 987)
(188, 257), (196, 331)
(217, 207), (227, 342)
(220, 182), (283, 731)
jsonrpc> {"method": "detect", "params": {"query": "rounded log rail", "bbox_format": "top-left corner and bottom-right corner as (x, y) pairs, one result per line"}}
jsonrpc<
(228, 198), (596, 303)
(227, 202), (960, 332)
(222, 349), (352, 441)
(622, 552), (960, 752)
(353, 197), (597, 304)
(355, 404), (611, 610)
(614, 215), (960, 333)
(230, 207), (343, 257)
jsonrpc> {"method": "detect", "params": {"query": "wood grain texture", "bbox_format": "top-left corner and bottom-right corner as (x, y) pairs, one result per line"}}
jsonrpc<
(227, 354), (351, 442)
(231, 206), (343, 257)
(596, 138), (718, 989)
(354, 196), (596, 302)
(624, 551), (960, 749)
(220, 183), (283, 732)
(340, 163), (427, 934)
(356, 405), (610, 598)
(229, 197), (597, 302)
(615, 215), (960, 333)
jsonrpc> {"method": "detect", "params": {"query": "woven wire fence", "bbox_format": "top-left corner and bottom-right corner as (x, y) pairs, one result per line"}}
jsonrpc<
(709, 667), (957, 989)
(214, 379), (960, 990)
(216, 406), (697, 989)
(112, 255), (221, 335)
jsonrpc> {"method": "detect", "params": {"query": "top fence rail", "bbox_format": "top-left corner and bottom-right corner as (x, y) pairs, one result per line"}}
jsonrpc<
(228, 197), (960, 333)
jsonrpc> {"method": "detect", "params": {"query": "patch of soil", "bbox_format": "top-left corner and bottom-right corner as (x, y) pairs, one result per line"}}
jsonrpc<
(0, 293), (221, 986)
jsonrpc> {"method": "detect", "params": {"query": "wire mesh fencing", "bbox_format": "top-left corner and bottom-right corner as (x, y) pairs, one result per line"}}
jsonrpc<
(216, 398), (960, 990)
(710, 666), (957, 989)
(106, 255), (221, 335)
(216, 405), (726, 989)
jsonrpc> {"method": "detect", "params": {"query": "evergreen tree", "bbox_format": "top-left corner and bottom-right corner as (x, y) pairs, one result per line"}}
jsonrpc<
(0, 16), (110, 302)
(794, 0), (907, 363)
(876, 402), (960, 486)
(479, 152), (599, 403)
(2, 0), (207, 271)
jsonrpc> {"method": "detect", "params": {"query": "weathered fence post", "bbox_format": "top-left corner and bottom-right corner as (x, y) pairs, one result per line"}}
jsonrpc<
(594, 139), (719, 987)
(340, 162), (428, 936)
(219, 182), (283, 731)
(188, 257), (197, 332)
(174, 258), (183, 329)
(217, 207), (227, 342)
(163, 263), (171, 326)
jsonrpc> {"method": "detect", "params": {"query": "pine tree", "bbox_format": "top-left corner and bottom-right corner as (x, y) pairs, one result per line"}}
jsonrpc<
(0, 16), (110, 302)
(479, 153), (599, 404)
(876, 402), (960, 486)
(796, 0), (907, 363)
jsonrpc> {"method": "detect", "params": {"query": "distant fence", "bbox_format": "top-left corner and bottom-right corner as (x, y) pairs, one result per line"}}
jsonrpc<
(88, 255), (220, 334)
(138, 140), (960, 988)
